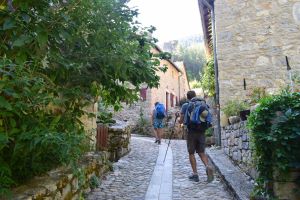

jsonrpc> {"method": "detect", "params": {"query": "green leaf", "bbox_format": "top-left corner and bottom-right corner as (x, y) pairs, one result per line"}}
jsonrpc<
(9, 119), (16, 128)
(50, 116), (61, 130)
(37, 32), (48, 47)
(0, 134), (9, 151)
(12, 34), (32, 47)
(21, 13), (31, 23)
(3, 18), (15, 30)
(0, 96), (12, 110)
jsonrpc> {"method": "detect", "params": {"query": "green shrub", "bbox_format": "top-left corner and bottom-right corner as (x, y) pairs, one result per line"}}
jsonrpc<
(249, 87), (268, 104)
(205, 127), (213, 137)
(89, 175), (101, 189)
(201, 57), (215, 97)
(135, 107), (151, 135)
(247, 91), (300, 199)
(223, 100), (249, 117)
(97, 103), (115, 124)
(190, 80), (202, 89)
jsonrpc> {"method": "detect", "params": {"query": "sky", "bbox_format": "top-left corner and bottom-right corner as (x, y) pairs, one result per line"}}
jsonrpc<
(127, 0), (203, 44)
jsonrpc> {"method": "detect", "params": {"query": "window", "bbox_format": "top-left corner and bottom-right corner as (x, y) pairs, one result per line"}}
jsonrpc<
(166, 92), (169, 112)
(140, 88), (147, 101)
(170, 93), (174, 107)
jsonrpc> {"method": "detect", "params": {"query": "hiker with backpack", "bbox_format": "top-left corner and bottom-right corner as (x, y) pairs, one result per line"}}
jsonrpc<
(176, 90), (214, 182)
(152, 102), (166, 145)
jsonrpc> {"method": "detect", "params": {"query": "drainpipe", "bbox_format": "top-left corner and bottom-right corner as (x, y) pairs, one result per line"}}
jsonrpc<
(200, 0), (221, 147)
(178, 72), (183, 102)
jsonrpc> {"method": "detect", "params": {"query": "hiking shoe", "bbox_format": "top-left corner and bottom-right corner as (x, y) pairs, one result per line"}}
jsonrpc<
(188, 174), (199, 182)
(206, 166), (214, 183)
(154, 139), (158, 143)
(158, 140), (161, 145)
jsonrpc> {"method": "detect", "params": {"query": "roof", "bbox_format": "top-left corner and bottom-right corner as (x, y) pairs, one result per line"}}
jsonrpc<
(153, 45), (182, 73)
(198, 0), (213, 56)
(174, 61), (191, 90)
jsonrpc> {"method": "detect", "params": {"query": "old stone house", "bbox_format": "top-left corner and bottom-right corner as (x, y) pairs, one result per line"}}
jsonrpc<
(112, 45), (190, 127)
(199, 0), (300, 106)
(139, 46), (190, 118)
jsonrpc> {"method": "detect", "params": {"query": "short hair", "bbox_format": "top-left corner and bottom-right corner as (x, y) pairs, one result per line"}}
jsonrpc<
(155, 102), (159, 106)
(186, 90), (196, 100)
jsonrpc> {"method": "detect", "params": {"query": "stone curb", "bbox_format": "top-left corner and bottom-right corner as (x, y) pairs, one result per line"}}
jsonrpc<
(207, 148), (254, 200)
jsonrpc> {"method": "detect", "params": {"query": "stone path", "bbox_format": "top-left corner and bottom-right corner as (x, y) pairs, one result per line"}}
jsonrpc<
(171, 140), (233, 200)
(87, 136), (233, 200)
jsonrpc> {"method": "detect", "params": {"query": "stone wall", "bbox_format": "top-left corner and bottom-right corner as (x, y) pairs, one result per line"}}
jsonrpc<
(110, 100), (153, 136)
(11, 120), (132, 199)
(215, 0), (300, 106)
(81, 102), (98, 150)
(12, 152), (111, 200)
(107, 121), (131, 161)
(221, 121), (256, 178)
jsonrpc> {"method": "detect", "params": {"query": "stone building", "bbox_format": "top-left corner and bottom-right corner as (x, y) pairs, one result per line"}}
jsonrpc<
(112, 45), (190, 130)
(139, 46), (190, 117)
(199, 0), (300, 106)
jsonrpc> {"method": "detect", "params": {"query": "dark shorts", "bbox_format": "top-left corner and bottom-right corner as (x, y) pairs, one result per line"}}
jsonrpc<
(153, 119), (164, 129)
(186, 130), (206, 154)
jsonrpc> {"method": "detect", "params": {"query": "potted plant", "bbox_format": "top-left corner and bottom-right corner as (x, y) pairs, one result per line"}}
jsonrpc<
(205, 127), (215, 145)
(223, 100), (249, 124)
(240, 108), (250, 121)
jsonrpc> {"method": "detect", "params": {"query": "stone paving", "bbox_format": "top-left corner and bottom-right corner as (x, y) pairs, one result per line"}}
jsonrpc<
(87, 137), (159, 200)
(171, 140), (233, 200)
(87, 136), (233, 200)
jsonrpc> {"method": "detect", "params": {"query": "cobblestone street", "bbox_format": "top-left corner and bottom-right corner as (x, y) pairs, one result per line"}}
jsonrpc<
(87, 135), (233, 200)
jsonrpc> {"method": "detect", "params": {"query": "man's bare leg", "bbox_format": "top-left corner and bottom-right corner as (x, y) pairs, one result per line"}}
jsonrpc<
(198, 152), (214, 182)
(189, 154), (197, 174)
(198, 152), (209, 167)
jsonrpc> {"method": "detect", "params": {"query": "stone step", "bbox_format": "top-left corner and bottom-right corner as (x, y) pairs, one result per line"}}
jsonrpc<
(207, 148), (254, 200)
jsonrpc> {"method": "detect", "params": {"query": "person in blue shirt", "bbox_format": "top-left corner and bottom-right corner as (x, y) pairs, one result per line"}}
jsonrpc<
(176, 90), (214, 182)
(151, 102), (165, 145)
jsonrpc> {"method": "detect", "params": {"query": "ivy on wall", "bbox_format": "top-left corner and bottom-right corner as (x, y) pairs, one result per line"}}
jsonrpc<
(247, 91), (300, 199)
(201, 57), (215, 97)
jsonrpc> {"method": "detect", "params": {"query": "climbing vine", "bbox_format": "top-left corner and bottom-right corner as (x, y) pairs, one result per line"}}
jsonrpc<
(0, 0), (167, 195)
(247, 90), (300, 199)
(201, 57), (215, 96)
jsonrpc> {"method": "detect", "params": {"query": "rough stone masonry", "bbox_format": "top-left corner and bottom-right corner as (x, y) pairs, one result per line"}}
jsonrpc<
(214, 0), (300, 106)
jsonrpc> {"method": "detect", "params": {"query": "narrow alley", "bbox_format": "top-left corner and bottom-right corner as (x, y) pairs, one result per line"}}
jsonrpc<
(87, 135), (233, 200)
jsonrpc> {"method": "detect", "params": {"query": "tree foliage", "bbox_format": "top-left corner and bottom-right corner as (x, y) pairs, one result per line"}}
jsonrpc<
(0, 0), (165, 194)
(173, 44), (206, 81)
(201, 57), (215, 97)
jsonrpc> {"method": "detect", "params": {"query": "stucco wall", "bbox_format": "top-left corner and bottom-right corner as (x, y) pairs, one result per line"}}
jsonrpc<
(113, 48), (190, 133)
(215, 0), (300, 106)
(149, 48), (189, 113)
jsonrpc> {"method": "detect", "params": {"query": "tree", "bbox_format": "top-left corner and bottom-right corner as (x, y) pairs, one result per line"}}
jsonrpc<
(173, 44), (206, 81)
(0, 0), (166, 193)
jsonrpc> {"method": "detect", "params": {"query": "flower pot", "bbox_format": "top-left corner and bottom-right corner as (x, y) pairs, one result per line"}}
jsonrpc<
(228, 116), (241, 124)
(220, 112), (229, 127)
(206, 136), (215, 146)
(240, 109), (250, 121)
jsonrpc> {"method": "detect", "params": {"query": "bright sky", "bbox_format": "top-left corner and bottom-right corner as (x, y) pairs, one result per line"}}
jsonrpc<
(127, 0), (203, 44)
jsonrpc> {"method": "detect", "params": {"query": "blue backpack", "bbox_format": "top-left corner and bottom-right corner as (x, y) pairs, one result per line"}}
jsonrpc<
(155, 103), (166, 119)
(184, 98), (212, 131)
